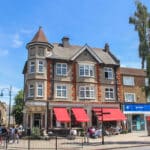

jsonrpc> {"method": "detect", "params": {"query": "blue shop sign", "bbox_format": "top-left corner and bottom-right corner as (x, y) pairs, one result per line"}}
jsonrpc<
(124, 104), (150, 112)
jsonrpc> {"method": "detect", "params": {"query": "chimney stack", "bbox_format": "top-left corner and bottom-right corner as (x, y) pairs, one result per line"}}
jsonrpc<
(104, 43), (109, 52)
(62, 36), (70, 47)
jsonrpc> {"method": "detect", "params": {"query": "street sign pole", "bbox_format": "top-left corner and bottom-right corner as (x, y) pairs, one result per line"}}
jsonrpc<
(101, 108), (104, 145)
(96, 107), (110, 145)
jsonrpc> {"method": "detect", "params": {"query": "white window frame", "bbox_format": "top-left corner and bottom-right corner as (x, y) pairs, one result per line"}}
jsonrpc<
(145, 78), (149, 87)
(38, 48), (44, 56)
(105, 88), (114, 100)
(37, 82), (44, 97)
(28, 84), (34, 97)
(56, 63), (67, 76)
(147, 94), (150, 102)
(29, 61), (35, 73)
(104, 67), (113, 79)
(123, 76), (135, 86)
(79, 86), (95, 99)
(79, 64), (94, 77)
(124, 93), (136, 102)
(38, 60), (44, 73)
(56, 85), (67, 98)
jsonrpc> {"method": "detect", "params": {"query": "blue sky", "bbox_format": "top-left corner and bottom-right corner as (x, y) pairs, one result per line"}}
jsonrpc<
(0, 0), (150, 104)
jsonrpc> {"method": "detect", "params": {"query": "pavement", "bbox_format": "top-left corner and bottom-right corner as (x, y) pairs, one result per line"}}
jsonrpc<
(1, 131), (150, 150)
(83, 131), (150, 150)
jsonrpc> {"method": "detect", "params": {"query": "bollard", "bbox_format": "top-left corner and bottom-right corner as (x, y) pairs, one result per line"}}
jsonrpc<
(55, 136), (57, 150)
(27, 128), (31, 150)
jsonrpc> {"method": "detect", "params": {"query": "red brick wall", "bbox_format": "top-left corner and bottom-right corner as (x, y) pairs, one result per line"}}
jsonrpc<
(72, 62), (77, 101)
(96, 64), (101, 102)
(47, 59), (52, 99)
(116, 68), (124, 103)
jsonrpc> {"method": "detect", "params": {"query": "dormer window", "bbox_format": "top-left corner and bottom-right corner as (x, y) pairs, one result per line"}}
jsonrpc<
(79, 64), (94, 77)
(56, 63), (67, 76)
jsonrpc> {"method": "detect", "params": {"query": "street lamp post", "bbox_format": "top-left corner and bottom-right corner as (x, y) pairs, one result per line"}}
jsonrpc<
(0, 86), (12, 127)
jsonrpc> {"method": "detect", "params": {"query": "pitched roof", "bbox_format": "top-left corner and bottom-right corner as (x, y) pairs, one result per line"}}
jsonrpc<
(31, 26), (49, 43)
(47, 43), (119, 65)
(120, 67), (146, 76)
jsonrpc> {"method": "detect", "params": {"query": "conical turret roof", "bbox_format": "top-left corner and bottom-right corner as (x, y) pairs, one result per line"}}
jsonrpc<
(31, 26), (48, 43)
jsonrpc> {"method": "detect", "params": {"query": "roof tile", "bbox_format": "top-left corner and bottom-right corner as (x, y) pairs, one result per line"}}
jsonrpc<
(31, 27), (48, 43)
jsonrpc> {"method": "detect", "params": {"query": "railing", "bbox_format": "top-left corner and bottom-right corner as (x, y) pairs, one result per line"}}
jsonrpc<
(0, 135), (83, 150)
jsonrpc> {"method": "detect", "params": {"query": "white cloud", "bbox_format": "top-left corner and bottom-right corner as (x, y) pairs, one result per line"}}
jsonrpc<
(0, 49), (8, 56)
(12, 33), (23, 48)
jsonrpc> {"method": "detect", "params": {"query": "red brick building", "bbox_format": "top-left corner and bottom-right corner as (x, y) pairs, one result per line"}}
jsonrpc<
(23, 27), (126, 130)
(120, 67), (148, 131)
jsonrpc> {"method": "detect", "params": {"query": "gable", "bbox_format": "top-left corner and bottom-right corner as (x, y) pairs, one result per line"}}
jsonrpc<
(70, 44), (103, 63)
(75, 50), (98, 63)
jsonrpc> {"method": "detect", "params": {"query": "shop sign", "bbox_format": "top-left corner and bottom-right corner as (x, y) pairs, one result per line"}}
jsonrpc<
(26, 101), (46, 106)
(124, 104), (150, 112)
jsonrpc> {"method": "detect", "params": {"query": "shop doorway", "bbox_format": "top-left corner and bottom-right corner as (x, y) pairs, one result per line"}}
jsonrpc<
(132, 114), (145, 131)
(33, 113), (41, 128)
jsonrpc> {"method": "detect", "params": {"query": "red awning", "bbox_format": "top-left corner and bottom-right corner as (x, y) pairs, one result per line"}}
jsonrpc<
(93, 108), (126, 121)
(72, 108), (90, 122)
(146, 116), (150, 121)
(53, 108), (71, 122)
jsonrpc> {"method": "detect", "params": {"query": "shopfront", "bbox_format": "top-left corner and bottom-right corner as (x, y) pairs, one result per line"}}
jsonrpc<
(123, 103), (150, 132)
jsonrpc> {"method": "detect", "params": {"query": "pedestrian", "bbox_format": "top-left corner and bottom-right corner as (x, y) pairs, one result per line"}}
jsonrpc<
(10, 126), (15, 143)
(83, 126), (90, 143)
(14, 127), (19, 143)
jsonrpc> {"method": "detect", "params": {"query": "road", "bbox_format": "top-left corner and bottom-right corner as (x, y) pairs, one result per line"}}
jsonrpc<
(122, 145), (150, 150)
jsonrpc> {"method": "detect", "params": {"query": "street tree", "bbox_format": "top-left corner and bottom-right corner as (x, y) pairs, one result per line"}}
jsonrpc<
(129, 1), (150, 69)
(12, 90), (24, 125)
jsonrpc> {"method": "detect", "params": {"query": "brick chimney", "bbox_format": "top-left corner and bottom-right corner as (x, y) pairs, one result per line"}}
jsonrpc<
(61, 36), (70, 47)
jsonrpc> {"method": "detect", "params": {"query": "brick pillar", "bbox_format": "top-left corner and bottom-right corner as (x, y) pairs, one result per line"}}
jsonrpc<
(47, 59), (53, 100)
(72, 62), (77, 101)
(116, 68), (123, 103)
(96, 64), (101, 102)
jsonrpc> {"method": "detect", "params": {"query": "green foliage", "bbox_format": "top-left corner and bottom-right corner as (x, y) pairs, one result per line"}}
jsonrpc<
(129, 1), (150, 97)
(31, 127), (41, 138)
(12, 90), (24, 125)
(120, 130), (128, 134)
(129, 1), (150, 69)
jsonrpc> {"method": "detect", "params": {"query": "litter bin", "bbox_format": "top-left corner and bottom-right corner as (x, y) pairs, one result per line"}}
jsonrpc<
(146, 116), (150, 136)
